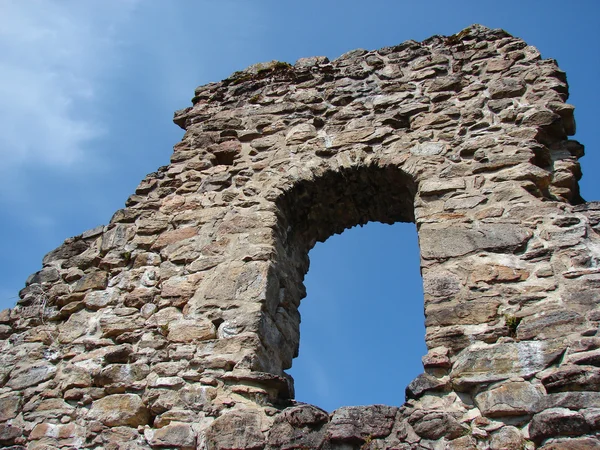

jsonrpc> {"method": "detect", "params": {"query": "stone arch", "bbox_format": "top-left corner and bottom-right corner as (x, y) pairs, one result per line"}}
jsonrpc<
(267, 161), (418, 374)
(2, 25), (599, 449)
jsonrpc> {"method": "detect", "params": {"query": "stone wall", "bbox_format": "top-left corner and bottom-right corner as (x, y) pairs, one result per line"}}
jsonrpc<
(1, 25), (599, 449)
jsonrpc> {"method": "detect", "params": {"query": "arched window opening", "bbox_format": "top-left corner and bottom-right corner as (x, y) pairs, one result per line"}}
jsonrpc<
(268, 163), (423, 394)
(287, 221), (425, 412)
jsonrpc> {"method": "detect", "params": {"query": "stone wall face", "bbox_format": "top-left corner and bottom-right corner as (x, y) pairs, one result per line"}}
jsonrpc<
(1, 25), (599, 449)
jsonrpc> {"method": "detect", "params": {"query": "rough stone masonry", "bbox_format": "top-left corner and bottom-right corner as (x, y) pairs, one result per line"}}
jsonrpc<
(1, 24), (599, 449)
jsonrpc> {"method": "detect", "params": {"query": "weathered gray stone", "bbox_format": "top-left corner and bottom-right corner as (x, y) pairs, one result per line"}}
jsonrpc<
(294, 55), (329, 68)
(29, 422), (86, 443)
(411, 142), (445, 156)
(42, 238), (88, 265)
(536, 391), (600, 410)
(278, 404), (329, 428)
(0, 395), (21, 422)
(488, 78), (526, 99)
(451, 341), (564, 389)
(144, 422), (196, 448)
(539, 438), (600, 450)
(408, 410), (467, 440)
(285, 124), (317, 144)
(474, 381), (544, 416)
(95, 363), (150, 388)
(327, 405), (397, 442)
(6, 362), (56, 390)
(331, 127), (376, 148)
(489, 426), (524, 450)
(469, 264), (529, 284)
(88, 394), (150, 427)
(422, 346), (451, 369)
(541, 364), (600, 392)
(446, 435), (478, 450)
(101, 224), (133, 252)
(566, 348), (600, 366)
(100, 314), (144, 338)
(406, 373), (447, 399)
(583, 408), (600, 430)
(517, 309), (585, 340)
(422, 271), (461, 298)
(151, 227), (198, 249)
(204, 410), (265, 450)
(153, 376), (185, 388)
(445, 195), (486, 210)
(419, 224), (532, 259)
(104, 344), (134, 363)
(84, 289), (118, 310)
(419, 179), (465, 196)
(428, 75), (462, 92)
(167, 319), (216, 343)
(0, 423), (22, 444)
(56, 364), (92, 390)
(28, 267), (60, 285)
(529, 408), (590, 444)
(267, 405), (329, 449)
(425, 298), (500, 326)
(72, 270), (108, 292)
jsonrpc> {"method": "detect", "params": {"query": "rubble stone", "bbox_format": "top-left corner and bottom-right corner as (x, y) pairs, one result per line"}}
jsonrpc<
(529, 408), (590, 444)
(88, 394), (150, 427)
(1, 24), (598, 449)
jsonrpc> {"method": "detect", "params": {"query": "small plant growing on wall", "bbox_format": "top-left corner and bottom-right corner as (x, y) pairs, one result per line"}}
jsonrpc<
(505, 315), (521, 337)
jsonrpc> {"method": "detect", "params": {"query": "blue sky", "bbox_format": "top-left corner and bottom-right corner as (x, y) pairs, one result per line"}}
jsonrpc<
(0, 1), (598, 412)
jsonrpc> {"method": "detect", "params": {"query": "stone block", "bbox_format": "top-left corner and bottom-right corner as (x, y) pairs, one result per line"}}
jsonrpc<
(203, 410), (266, 450)
(144, 422), (196, 448)
(327, 405), (397, 442)
(408, 410), (467, 440)
(6, 363), (56, 390)
(474, 381), (544, 417)
(88, 394), (150, 427)
(72, 271), (108, 292)
(529, 408), (589, 444)
(450, 341), (564, 389)
(0, 395), (21, 422)
(167, 319), (216, 343)
(419, 223), (532, 259)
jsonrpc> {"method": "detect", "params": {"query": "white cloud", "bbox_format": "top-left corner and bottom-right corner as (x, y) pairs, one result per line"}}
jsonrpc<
(0, 0), (138, 169)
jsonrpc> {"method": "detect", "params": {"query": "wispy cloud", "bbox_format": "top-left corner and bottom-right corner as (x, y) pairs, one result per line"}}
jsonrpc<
(299, 353), (335, 406)
(291, 338), (340, 411)
(0, 0), (138, 171)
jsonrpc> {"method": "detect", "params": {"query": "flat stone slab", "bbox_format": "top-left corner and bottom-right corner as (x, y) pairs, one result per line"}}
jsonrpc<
(419, 223), (532, 259)
(451, 341), (565, 389)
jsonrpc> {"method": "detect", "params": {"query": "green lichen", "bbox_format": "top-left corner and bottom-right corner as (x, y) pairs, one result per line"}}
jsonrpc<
(270, 61), (293, 72)
(249, 94), (262, 104)
(505, 314), (522, 337)
(231, 72), (255, 85)
(229, 60), (294, 85)
(360, 435), (373, 450)
(445, 26), (473, 45)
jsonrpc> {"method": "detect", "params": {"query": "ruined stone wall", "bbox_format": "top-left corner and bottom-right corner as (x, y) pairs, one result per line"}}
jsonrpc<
(1, 25), (599, 449)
